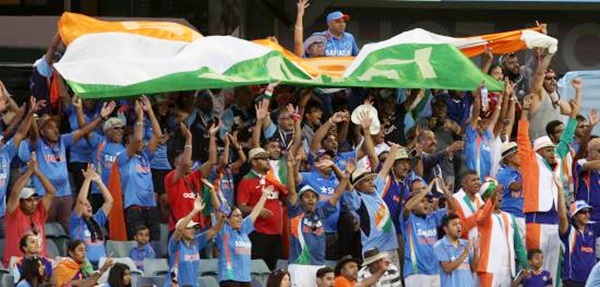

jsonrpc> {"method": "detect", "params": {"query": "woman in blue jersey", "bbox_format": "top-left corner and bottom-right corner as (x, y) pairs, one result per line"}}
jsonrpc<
(206, 178), (271, 287)
(166, 195), (225, 287)
(69, 164), (113, 267)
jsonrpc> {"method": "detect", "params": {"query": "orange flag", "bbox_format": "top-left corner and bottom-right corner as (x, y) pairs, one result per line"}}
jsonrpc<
(107, 160), (127, 241)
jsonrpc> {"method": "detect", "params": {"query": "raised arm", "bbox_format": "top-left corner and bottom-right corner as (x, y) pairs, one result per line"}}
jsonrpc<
(203, 213), (226, 241)
(358, 110), (379, 170)
(74, 164), (95, 217)
(310, 112), (345, 153)
(441, 239), (473, 274)
(13, 97), (44, 147)
(487, 90), (504, 137)
(285, 151), (299, 205)
(140, 95), (162, 153)
(7, 157), (35, 214)
(480, 47), (494, 74)
(71, 101), (116, 142)
(469, 85), (483, 130)
(175, 196), (205, 242)
(249, 186), (272, 223)
(172, 123), (192, 184)
(44, 33), (61, 65)
(199, 122), (219, 178)
(288, 104), (303, 155)
(575, 109), (598, 162)
(530, 49), (554, 97)
(555, 97), (579, 158)
(403, 180), (434, 218)
(36, 156), (57, 212)
(378, 143), (401, 180)
(251, 99), (269, 149)
(229, 133), (247, 171)
(556, 176), (569, 236)
(126, 100), (145, 157)
(438, 176), (457, 213)
(293, 0), (310, 57)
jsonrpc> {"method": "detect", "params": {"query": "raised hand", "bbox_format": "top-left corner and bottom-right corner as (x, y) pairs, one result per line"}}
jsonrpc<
(363, 96), (374, 106)
(286, 150), (296, 167)
(571, 78), (582, 90)
(483, 46), (493, 59)
(589, 108), (599, 126)
(81, 163), (101, 182)
(314, 159), (335, 169)
(504, 78), (515, 96)
(522, 94), (534, 109)
(193, 195), (205, 212)
(329, 111), (346, 124)
(536, 20), (548, 35)
(30, 96), (46, 112)
(297, 0), (310, 16)
(140, 95), (152, 112)
(358, 111), (373, 130)
(447, 140), (465, 153)
(180, 122), (192, 141)
(28, 152), (38, 173)
(99, 253), (115, 274)
(228, 132), (240, 149)
(473, 233), (481, 250)
(134, 100), (144, 119)
(255, 100), (269, 121)
(286, 104), (301, 122)
(101, 101), (117, 119)
(345, 158), (356, 175)
(208, 121), (220, 136)
(72, 96), (82, 109)
(569, 99), (580, 117)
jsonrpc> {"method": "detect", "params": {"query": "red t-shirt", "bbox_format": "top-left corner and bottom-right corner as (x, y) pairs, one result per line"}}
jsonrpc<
(165, 170), (204, 231)
(3, 202), (48, 265)
(236, 171), (285, 235)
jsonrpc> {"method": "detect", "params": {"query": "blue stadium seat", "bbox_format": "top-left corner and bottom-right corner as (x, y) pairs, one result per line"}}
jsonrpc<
(143, 258), (169, 276)
(251, 259), (271, 286)
(45, 239), (61, 258)
(197, 276), (219, 287)
(105, 240), (137, 257)
(198, 258), (219, 277)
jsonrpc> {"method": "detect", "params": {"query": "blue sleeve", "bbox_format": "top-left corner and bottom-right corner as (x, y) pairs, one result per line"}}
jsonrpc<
(465, 125), (477, 143)
(18, 140), (32, 162)
(167, 236), (177, 264)
(433, 242), (450, 262)
(219, 109), (234, 140)
(263, 123), (277, 140)
(321, 201), (337, 218)
(342, 191), (360, 211)
(116, 151), (131, 167)
(3, 138), (18, 161)
(433, 209), (447, 226)
(241, 216), (255, 235)
(69, 211), (82, 239)
(374, 176), (385, 196)
(34, 56), (52, 78)
(560, 225), (572, 242)
(143, 147), (155, 161)
(62, 133), (76, 149)
(299, 172), (312, 186)
(88, 132), (102, 148)
(194, 231), (209, 249)
(93, 209), (108, 226)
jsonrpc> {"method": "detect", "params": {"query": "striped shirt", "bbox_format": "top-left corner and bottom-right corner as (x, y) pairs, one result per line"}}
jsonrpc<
(357, 263), (402, 287)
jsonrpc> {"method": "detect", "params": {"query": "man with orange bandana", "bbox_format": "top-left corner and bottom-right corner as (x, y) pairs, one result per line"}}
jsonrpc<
(518, 92), (579, 286)
(476, 178), (528, 287)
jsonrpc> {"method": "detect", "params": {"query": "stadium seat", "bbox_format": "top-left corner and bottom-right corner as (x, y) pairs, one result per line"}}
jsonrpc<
(197, 276), (219, 287)
(150, 240), (168, 258)
(105, 240), (137, 257)
(251, 277), (262, 287)
(275, 259), (288, 271)
(143, 258), (169, 276)
(325, 260), (337, 268)
(198, 258), (219, 276)
(45, 222), (69, 238)
(251, 259), (271, 286)
(137, 275), (166, 287)
(0, 273), (14, 287)
(46, 239), (61, 258)
(97, 257), (143, 284)
(0, 239), (4, 261)
(159, 223), (169, 243)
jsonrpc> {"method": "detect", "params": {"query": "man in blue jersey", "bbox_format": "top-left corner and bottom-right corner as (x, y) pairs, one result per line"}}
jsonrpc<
(117, 97), (163, 240)
(167, 196), (224, 287)
(19, 99), (115, 232)
(315, 11), (359, 57)
(401, 177), (456, 287)
(496, 141), (525, 244)
(0, 96), (41, 239)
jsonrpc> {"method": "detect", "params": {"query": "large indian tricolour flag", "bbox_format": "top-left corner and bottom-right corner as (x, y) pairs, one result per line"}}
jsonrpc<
(54, 13), (558, 99)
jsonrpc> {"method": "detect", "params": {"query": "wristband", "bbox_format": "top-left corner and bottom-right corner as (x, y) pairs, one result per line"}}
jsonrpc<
(184, 145), (192, 148)
(135, 121), (144, 125)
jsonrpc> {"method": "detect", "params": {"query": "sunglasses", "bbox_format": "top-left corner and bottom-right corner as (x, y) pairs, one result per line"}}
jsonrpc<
(545, 77), (556, 80)
(111, 126), (124, 131)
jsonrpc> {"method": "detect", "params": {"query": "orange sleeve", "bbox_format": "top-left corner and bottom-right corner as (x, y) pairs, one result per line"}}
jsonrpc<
(517, 120), (541, 213)
(476, 199), (495, 226)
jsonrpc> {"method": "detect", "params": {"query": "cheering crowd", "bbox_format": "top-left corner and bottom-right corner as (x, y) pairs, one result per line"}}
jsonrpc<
(0, 2), (599, 287)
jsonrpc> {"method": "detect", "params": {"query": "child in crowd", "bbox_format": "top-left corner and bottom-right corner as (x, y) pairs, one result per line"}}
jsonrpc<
(129, 225), (156, 271)
(512, 249), (552, 287)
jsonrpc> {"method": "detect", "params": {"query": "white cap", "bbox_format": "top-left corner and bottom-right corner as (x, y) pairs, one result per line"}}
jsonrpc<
(19, 187), (38, 199)
(533, 136), (555, 152)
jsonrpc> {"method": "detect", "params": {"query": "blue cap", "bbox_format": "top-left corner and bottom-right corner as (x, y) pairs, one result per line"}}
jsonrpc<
(326, 11), (349, 23)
